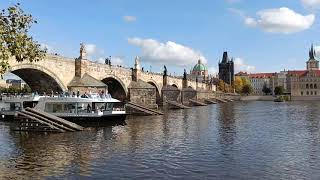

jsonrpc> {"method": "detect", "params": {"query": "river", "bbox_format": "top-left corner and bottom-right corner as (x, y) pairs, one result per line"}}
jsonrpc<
(1, 101), (320, 179)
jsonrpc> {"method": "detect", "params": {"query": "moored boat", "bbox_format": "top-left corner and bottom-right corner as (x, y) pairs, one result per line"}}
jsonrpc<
(0, 95), (41, 120)
(0, 93), (127, 124)
(33, 94), (127, 124)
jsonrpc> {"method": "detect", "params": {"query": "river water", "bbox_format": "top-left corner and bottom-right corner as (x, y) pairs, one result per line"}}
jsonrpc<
(1, 101), (320, 179)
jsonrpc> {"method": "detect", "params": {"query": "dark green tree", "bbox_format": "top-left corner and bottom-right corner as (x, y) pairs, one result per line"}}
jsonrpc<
(262, 83), (272, 95)
(0, 3), (46, 74)
(274, 86), (284, 95)
(242, 84), (253, 95)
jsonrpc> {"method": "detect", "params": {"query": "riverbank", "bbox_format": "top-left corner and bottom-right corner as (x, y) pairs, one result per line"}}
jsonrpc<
(239, 95), (275, 101)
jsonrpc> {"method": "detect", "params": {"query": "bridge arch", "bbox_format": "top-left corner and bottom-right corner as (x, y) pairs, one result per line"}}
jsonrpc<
(10, 64), (67, 93)
(172, 84), (178, 89)
(147, 79), (161, 104)
(101, 75), (128, 102)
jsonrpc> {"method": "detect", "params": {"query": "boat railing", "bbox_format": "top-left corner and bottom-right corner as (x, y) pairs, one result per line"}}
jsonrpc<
(1, 92), (116, 101)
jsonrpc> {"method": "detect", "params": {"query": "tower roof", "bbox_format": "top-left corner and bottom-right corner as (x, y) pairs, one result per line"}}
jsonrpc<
(222, 51), (230, 63)
(192, 59), (208, 71)
(309, 44), (317, 61)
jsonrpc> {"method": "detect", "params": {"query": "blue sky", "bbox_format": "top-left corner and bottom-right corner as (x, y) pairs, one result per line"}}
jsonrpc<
(2, 0), (320, 77)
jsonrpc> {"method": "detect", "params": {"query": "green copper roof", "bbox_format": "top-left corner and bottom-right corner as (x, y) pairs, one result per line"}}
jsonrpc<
(193, 59), (208, 71)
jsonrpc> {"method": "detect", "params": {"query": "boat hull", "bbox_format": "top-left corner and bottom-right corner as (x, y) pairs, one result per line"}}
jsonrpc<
(0, 111), (127, 127)
(56, 114), (127, 127)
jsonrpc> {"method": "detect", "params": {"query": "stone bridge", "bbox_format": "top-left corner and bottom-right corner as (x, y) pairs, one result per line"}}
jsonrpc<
(7, 54), (215, 107)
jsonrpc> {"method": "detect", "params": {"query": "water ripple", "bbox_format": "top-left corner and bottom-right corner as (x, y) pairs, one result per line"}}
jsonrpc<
(1, 101), (320, 179)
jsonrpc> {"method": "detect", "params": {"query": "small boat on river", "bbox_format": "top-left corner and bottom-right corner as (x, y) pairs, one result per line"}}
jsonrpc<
(274, 96), (285, 102)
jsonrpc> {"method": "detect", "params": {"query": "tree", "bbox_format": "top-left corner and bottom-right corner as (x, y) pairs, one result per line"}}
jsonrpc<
(0, 3), (46, 74)
(262, 83), (271, 95)
(234, 76), (243, 93)
(242, 84), (253, 95)
(274, 86), (284, 95)
(241, 77), (250, 86)
(218, 79), (225, 92)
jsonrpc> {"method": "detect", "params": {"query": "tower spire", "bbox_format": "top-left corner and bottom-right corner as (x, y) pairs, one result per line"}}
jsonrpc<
(309, 43), (316, 60)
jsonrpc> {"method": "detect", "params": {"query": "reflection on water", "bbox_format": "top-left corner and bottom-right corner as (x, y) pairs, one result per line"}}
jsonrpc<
(1, 101), (320, 179)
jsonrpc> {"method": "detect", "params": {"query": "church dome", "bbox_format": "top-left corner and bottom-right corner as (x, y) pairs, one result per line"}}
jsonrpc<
(193, 59), (208, 71)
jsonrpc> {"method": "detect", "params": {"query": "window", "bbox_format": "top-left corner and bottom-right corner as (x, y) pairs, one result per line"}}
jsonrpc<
(301, 91), (304, 96)
(311, 84), (313, 89)
(311, 91), (313, 95)
(315, 84), (317, 89)
(77, 102), (92, 114)
(316, 91), (318, 95)
(307, 91), (309, 95)
(9, 103), (21, 111)
(45, 103), (76, 113)
(306, 84), (309, 89)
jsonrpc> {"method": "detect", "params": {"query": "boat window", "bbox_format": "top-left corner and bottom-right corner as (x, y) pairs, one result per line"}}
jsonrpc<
(10, 103), (21, 111)
(23, 101), (37, 108)
(77, 102), (92, 114)
(45, 103), (76, 113)
(94, 103), (106, 112)
(106, 103), (113, 111)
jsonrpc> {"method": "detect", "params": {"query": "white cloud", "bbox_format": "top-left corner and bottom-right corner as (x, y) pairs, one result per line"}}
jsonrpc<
(244, 17), (257, 27)
(97, 56), (124, 66)
(40, 43), (54, 54)
(83, 43), (106, 61)
(245, 7), (315, 34)
(123, 15), (137, 22)
(111, 56), (124, 65)
(314, 46), (320, 55)
(234, 58), (256, 72)
(208, 66), (218, 75)
(128, 37), (208, 67)
(301, 0), (320, 9)
(84, 44), (98, 55)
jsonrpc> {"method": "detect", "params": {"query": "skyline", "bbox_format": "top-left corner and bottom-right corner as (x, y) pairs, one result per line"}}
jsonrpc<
(2, 0), (320, 79)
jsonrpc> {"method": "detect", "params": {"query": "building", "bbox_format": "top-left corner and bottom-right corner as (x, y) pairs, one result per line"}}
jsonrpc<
(287, 44), (320, 99)
(275, 70), (288, 92)
(188, 59), (209, 83)
(191, 59), (208, 76)
(219, 52), (234, 86)
(236, 71), (291, 95)
(5, 79), (26, 89)
(234, 45), (320, 98)
(248, 73), (276, 95)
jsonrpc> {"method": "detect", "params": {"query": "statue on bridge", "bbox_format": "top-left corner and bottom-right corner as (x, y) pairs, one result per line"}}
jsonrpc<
(79, 43), (86, 59)
(183, 69), (187, 80)
(164, 65), (167, 76)
(105, 56), (111, 66)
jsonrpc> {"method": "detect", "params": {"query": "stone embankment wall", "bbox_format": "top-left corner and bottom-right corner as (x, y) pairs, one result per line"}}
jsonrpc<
(240, 96), (275, 101)
(291, 96), (320, 101)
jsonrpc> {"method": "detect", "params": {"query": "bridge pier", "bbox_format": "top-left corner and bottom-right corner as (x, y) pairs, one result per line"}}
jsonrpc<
(127, 57), (158, 109)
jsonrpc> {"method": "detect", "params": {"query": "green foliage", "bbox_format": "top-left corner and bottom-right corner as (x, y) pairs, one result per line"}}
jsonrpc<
(242, 84), (253, 95)
(0, 3), (46, 74)
(0, 85), (31, 94)
(262, 84), (272, 95)
(274, 86), (284, 95)
(234, 76), (243, 93)
(241, 77), (250, 86)
(235, 76), (253, 95)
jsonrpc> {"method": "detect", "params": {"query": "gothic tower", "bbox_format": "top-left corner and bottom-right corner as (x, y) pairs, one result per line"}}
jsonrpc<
(218, 51), (234, 85)
(306, 44), (319, 71)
